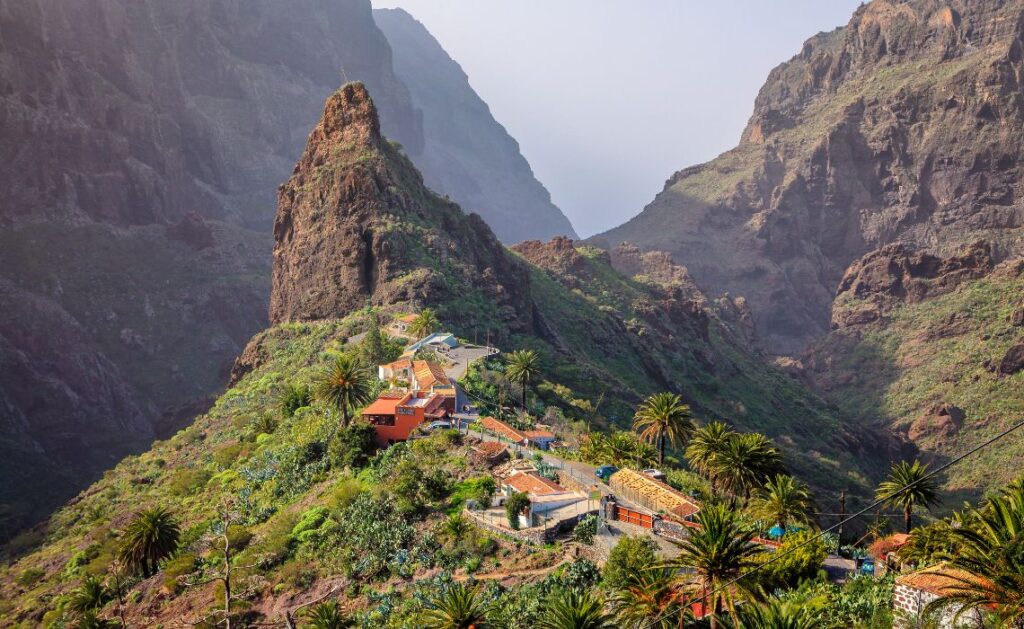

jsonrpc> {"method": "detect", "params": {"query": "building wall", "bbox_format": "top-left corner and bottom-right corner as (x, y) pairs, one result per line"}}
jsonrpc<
(892, 585), (980, 629)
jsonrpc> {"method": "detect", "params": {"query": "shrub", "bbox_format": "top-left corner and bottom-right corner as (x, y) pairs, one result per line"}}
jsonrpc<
(279, 384), (312, 418)
(335, 493), (415, 580)
(573, 515), (597, 545)
(506, 492), (530, 530)
(167, 467), (213, 497)
(561, 558), (600, 592)
(329, 422), (377, 469)
(753, 531), (828, 591)
(602, 535), (657, 590)
(16, 567), (45, 587)
(162, 552), (197, 593)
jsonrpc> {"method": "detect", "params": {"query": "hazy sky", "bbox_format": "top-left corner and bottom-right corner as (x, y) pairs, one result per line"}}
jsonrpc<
(372, 1), (862, 237)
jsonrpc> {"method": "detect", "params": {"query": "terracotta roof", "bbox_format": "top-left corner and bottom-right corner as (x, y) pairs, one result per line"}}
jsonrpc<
(523, 430), (556, 440)
(381, 358), (412, 370)
(362, 394), (408, 416)
(473, 441), (508, 458)
(480, 417), (528, 443)
(897, 563), (991, 597)
(412, 360), (450, 389)
(504, 471), (566, 497)
(609, 468), (702, 519)
(398, 314), (418, 323)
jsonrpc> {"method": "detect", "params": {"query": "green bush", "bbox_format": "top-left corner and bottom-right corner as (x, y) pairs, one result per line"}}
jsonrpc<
(602, 535), (657, 590)
(752, 531), (827, 591)
(329, 422), (377, 469)
(167, 467), (213, 497)
(506, 492), (530, 530)
(573, 515), (597, 545)
(162, 552), (197, 593)
(16, 567), (45, 587)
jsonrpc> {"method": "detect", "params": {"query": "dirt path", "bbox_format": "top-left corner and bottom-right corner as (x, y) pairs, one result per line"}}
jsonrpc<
(453, 558), (570, 582)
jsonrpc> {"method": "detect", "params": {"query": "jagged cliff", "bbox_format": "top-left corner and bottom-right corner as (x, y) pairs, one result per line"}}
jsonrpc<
(374, 8), (577, 243)
(269, 82), (532, 333)
(0, 0), (578, 535)
(595, 0), (1024, 353)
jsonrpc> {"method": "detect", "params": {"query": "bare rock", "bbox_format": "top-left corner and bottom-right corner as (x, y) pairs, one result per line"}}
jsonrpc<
(998, 343), (1024, 376)
(908, 403), (965, 441)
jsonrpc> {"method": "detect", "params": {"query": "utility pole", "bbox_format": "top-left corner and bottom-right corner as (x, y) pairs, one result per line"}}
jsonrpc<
(838, 490), (846, 544)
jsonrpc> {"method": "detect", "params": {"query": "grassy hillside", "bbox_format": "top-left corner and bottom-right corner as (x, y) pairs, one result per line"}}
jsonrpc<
(809, 263), (1024, 499)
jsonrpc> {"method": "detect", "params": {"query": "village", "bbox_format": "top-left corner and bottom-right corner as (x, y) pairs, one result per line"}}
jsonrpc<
(353, 311), (970, 627)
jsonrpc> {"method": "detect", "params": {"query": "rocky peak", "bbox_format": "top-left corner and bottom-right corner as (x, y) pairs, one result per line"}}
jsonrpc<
(270, 83), (530, 332)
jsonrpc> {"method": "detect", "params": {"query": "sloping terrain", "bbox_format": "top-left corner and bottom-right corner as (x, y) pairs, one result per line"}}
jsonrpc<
(595, 0), (1024, 353)
(803, 244), (1024, 499)
(374, 8), (577, 243)
(0, 0), (576, 535)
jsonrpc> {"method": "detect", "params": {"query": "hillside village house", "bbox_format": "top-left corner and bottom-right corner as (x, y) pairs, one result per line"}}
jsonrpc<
(498, 470), (593, 529)
(479, 416), (557, 450)
(386, 313), (419, 338)
(377, 359), (453, 394)
(361, 390), (453, 447)
(893, 563), (987, 628)
(403, 332), (460, 358)
(608, 468), (702, 523)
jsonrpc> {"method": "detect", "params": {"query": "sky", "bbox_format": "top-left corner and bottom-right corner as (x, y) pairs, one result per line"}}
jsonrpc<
(372, 1), (863, 237)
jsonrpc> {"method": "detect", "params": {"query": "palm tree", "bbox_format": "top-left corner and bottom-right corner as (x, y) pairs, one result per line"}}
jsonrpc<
(720, 599), (826, 629)
(410, 308), (441, 339)
(420, 582), (492, 629)
(875, 459), (939, 533)
(303, 600), (350, 629)
(712, 433), (783, 500)
(608, 566), (684, 629)
(67, 575), (112, 615)
(440, 513), (470, 540)
(117, 507), (180, 577)
(664, 504), (760, 629)
(505, 349), (540, 411)
(747, 475), (815, 533)
(632, 393), (696, 466)
(685, 422), (735, 491)
(925, 487), (1024, 624)
(314, 355), (373, 428)
(536, 589), (614, 629)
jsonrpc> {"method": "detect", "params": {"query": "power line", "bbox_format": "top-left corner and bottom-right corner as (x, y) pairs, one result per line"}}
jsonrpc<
(642, 416), (1024, 628)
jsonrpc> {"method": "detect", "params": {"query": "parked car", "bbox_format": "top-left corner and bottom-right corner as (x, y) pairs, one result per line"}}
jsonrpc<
(427, 420), (452, 431)
(641, 468), (667, 482)
(595, 465), (619, 482)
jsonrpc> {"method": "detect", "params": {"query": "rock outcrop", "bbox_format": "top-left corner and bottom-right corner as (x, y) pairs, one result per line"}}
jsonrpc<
(831, 241), (994, 328)
(374, 8), (578, 243)
(270, 83), (531, 333)
(595, 0), (1024, 353)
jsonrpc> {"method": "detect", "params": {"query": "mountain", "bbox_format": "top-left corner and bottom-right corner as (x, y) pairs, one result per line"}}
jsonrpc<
(801, 243), (1024, 500)
(594, 0), (1024, 354)
(262, 82), (888, 493)
(373, 8), (578, 243)
(0, 0), (569, 538)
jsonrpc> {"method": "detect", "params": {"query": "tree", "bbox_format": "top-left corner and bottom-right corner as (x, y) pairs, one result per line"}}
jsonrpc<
(632, 392), (696, 466)
(748, 475), (815, 533)
(875, 459), (939, 533)
(314, 355), (373, 429)
(179, 501), (260, 629)
(67, 575), (112, 616)
(925, 486), (1024, 625)
(505, 350), (540, 411)
(685, 421), (736, 492)
(720, 599), (824, 629)
(279, 383), (312, 418)
(506, 491), (530, 530)
(711, 432), (783, 500)
(118, 507), (180, 577)
(409, 308), (441, 339)
(602, 534), (658, 591)
(303, 600), (350, 629)
(440, 514), (470, 540)
(420, 582), (492, 629)
(536, 589), (614, 629)
(664, 504), (761, 629)
(608, 566), (684, 629)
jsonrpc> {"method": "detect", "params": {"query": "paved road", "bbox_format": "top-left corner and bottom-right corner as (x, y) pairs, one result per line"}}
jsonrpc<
(443, 344), (498, 380)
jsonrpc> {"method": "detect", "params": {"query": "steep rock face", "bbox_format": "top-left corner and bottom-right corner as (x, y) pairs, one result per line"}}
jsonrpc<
(270, 82), (531, 333)
(830, 240), (994, 327)
(596, 0), (1024, 352)
(0, 0), (422, 227)
(374, 8), (577, 243)
(804, 254), (1024, 495)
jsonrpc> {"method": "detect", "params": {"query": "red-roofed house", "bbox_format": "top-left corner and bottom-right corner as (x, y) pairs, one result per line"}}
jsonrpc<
(387, 313), (420, 338)
(498, 471), (590, 528)
(411, 360), (452, 393)
(378, 358), (413, 384)
(893, 563), (988, 627)
(362, 391), (453, 447)
(523, 429), (557, 450)
(480, 416), (528, 445)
